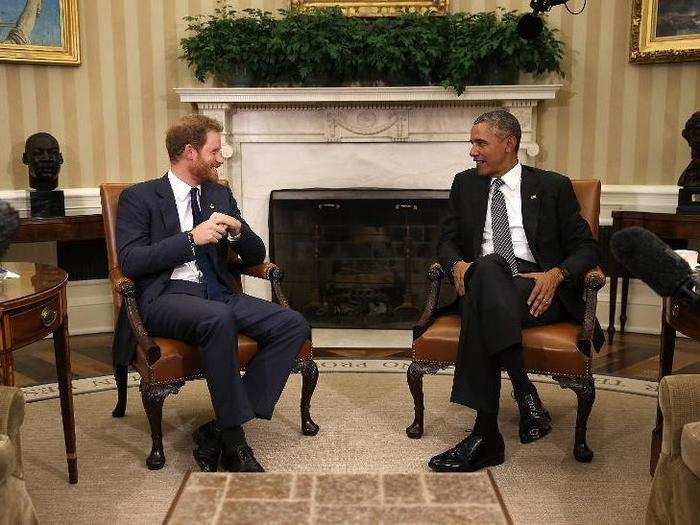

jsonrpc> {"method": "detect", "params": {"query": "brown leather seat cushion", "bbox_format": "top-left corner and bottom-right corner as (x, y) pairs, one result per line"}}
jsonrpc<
(413, 314), (588, 377)
(134, 336), (313, 384)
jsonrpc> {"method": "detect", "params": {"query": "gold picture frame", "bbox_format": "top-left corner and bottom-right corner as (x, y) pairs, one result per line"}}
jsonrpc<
(290, 0), (449, 18)
(0, 0), (80, 66)
(630, 0), (699, 63)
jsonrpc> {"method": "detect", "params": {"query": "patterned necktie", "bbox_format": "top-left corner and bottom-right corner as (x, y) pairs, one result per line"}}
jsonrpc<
(190, 187), (225, 301)
(490, 177), (518, 275)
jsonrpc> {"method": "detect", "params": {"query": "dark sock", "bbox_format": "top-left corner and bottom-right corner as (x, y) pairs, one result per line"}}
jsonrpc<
(473, 411), (499, 438)
(500, 344), (536, 397)
(220, 425), (247, 449)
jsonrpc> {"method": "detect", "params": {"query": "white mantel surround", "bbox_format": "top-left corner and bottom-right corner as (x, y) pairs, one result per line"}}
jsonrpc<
(176, 85), (561, 299)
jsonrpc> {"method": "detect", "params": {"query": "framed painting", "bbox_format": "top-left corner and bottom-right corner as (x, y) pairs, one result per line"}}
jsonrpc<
(630, 0), (699, 63)
(290, 0), (449, 18)
(0, 0), (80, 65)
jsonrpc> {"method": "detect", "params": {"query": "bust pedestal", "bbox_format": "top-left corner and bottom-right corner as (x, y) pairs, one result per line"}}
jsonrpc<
(677, 186), (700, 214)
(29, 190), (65, 217)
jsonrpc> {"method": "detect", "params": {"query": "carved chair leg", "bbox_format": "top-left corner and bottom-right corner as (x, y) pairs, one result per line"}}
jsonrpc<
(140, 381), (181, 470)
(296, 360), (319, 436)
(112, 364), (129, 418)
(556, 376), (596, 463)
(406, 361), (433, 439)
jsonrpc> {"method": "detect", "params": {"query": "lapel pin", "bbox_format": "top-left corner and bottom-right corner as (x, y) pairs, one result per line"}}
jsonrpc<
(209, 203), (215, 209)
(530, 194), (537, 200)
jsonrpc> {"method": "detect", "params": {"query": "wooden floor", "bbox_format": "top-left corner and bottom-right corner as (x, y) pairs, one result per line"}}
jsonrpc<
(8, 330), (700, 388)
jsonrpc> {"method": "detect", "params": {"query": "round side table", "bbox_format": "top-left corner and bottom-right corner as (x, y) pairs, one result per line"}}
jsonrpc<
(0, 262), (77, 484)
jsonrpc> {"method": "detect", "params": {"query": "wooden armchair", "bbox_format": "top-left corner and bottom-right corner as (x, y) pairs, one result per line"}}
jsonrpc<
(100, 183), (319, 470)
(406, 179), (605, 463)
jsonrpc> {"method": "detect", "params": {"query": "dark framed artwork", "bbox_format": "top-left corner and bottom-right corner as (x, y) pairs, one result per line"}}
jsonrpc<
(630, 0), (699, 63)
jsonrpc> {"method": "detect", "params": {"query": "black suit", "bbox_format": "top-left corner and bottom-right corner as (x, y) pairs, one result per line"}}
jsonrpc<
(437, 165), (603, 413)
(113, 174), (310, 427)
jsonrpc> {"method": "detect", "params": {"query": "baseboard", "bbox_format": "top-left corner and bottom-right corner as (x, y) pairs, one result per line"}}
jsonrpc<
(65, 279), (114, 335)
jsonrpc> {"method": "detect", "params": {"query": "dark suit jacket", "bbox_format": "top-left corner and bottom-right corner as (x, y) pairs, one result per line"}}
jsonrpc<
(437, 165), (605, 351)
(111, 174), (266, 366)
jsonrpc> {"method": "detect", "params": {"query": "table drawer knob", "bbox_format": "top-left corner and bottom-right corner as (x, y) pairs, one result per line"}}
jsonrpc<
(40, 307), (58, 327)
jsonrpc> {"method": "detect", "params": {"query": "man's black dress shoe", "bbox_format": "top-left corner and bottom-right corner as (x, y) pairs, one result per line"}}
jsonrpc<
(428, 432), (505, 473)
(516, 391), (552, 444)
(193, 420), (221, 472)
(221, 445), (265, 473)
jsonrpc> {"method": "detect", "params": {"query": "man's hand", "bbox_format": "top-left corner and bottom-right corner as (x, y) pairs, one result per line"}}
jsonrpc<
(452, 260), (471, 297)
(519, 268), (565, 317)
(191, 219), (228, 245)
(210, 212), (241, 235)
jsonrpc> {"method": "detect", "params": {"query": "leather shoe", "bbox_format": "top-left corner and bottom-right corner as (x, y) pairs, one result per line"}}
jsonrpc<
(428, 432), (504, 473)
(221, 444), (265, 473)
(516, 391), (552, 444)
(193, 420), (221, 472)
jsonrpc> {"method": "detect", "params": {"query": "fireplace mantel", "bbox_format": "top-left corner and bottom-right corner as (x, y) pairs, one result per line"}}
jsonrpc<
(176, 85), (561, 105)
(177, 85), (561, 299)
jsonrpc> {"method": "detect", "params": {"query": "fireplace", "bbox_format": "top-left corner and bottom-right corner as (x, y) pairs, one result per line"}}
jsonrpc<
(270, 189), (457, 329)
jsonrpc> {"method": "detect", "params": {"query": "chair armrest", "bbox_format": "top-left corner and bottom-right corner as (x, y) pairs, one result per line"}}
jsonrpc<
(659, 374), (700, 458)
(108, 267), (160, 366)
(0, 386), (24, 438)
(0, 434), (15, 484)
(109, 267), (136, 297)
(237, 262), (283, 282)
(584, 266), (606, 291)
(577, 266), (605, 352)
(0, 386), (24, 481)
(232, 260), (291, 308)
(413, 262), (446, 339)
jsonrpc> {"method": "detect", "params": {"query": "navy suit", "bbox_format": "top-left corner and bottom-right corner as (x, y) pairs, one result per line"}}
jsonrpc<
(113, 174), (310, 427)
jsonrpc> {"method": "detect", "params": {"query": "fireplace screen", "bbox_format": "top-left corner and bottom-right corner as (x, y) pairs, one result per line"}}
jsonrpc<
(269, 189), (456, 329)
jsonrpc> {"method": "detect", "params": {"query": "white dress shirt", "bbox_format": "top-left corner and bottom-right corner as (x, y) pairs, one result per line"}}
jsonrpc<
(168, 170), (203, 283)
(480, 163), (536, 263)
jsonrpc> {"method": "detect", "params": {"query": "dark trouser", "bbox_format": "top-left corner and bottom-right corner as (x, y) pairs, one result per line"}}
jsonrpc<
(144, 280), (310, 428)
(450, 253), (565, 414)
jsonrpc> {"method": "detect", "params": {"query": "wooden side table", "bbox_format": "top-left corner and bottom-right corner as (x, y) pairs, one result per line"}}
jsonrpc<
(0, 262), (77, 484)
(649, 292), (700, 474)
(608, 211), (700, 344)
(12, 214), (104, 243)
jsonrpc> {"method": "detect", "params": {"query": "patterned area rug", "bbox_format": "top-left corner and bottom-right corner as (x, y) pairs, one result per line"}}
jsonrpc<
(21, 368), (655, 524)
(21, 358), (658, 403)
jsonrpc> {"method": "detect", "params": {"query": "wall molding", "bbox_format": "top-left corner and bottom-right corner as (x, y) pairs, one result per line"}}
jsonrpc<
(1, 184), (680, 224)
(4, 184), (679, 336)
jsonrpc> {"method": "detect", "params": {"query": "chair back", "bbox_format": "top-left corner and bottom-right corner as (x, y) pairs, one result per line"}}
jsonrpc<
(570, 179), (601, 240)
(100, 183), (131, 315)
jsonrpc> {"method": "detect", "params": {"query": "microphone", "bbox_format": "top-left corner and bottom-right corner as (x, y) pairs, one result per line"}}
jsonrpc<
(610, 227), (699, 304)
(517, 13), (545, 40)
(517, 0), (571, 40)
(0, 199), (20, 260)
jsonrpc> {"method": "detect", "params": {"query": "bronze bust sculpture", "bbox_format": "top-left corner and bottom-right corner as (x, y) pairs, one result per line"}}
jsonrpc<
(23, 132), (63, 192)
(679, 111), (700, 188)
(22, 132), (65, 217)
(677, 112), (700, 213)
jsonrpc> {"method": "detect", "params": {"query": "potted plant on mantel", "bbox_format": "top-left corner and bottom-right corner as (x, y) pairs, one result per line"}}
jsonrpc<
(180, 4), (564, 95)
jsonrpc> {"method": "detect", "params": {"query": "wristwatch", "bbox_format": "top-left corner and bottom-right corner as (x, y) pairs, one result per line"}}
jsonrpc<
(186, 230), (197, 256)
(556, 264), (570, 282)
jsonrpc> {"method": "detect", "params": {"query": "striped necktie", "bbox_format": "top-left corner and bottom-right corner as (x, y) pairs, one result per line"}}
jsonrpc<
(491, 177), (518, 275)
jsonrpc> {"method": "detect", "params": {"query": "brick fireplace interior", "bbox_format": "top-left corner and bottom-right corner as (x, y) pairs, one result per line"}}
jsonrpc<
(269, 189), (457, 329)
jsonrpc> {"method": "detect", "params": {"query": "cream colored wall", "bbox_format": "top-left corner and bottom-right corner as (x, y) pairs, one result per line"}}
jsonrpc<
(0, 0), (697, 190)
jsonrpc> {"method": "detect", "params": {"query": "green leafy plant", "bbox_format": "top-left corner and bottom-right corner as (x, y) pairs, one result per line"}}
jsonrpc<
(180, 3), (564, 93)
(181, 6), (275, 85)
